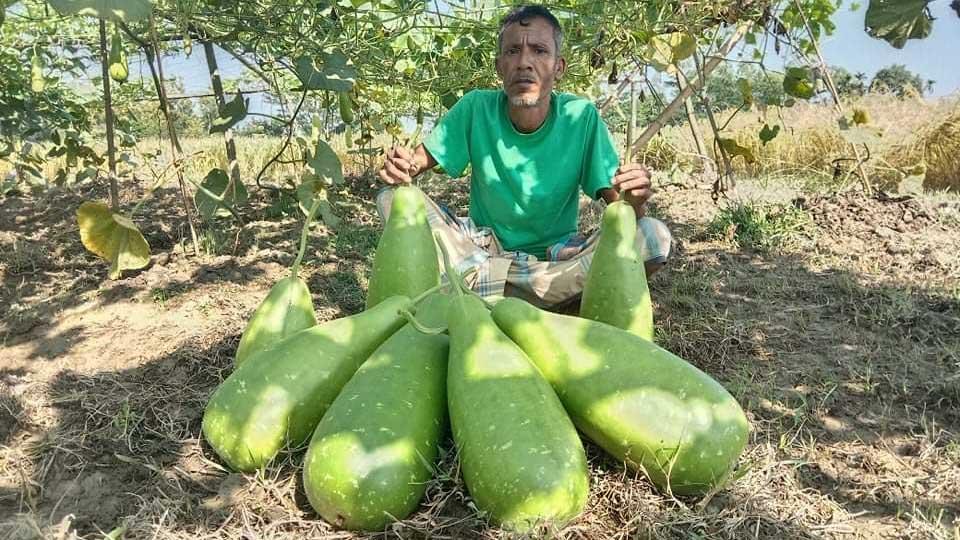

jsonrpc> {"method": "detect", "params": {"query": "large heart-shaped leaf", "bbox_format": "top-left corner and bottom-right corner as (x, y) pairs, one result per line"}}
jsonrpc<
(305, 138), (344, 187)
(759, 124), (781, 145)
(48, 0), (152, 22)
(77, 201), (150, 279)
(643, 32), (696, 73)
(718, 138), (756, 164)
(296, 138), (343, 226)
(296, 181), (340, 228)
(865, 0), (933, 49)
(209, 93), (248, 134)
(294, 50), (356, 92)
(194, 168), (248, 221)
(783, 67), (816, 100)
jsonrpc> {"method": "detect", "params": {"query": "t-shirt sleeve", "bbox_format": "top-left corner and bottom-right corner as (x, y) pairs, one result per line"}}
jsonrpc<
(580, 106), (621, 200)
(423, 91), (474, 178)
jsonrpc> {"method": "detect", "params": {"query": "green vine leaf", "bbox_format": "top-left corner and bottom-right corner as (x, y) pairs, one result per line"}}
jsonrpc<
(738, 78), (753, 107)
(296, 137), (344, 226)
(305, 138), (344, 187)
(865, 0), (933, 49)
(77, 201), (150, 279)
(293, 50), (357, 92)
(209, 93), (248, 134)
(783, 67), (816, 100)
(718, 138), (756, 164)
(296, 182), (340, 228)
(759, 124), (781, 145)
(47, 0), (152, 22)
(194, 168), (248, 221)
(643, 32), (696, 73)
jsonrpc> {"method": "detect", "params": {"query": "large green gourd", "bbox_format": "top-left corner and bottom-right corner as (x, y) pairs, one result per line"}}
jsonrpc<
(303, 293), (450, 530)
(580, 201), (654, 341)
(366, 186), (439, 308)
(235, 275), (317, 365)
(202, 296), (411, 472)
(234, 201), (322, 365)
(447, 293), (588, 531)
(492, 298), (749, 496)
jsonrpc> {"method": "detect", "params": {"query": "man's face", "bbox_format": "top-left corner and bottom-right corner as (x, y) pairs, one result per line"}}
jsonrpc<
(496, 17), (566, 108)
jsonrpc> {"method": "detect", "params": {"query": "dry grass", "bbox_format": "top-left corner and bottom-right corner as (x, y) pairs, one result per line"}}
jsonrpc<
(653, 93), (960, 192)
(885, 106), (960, 192)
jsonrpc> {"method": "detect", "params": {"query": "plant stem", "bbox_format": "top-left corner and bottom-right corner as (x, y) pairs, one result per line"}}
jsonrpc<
(435, 234), (463, 296)
(791, 0), (872, 195)
(399, 308), (447, 335)
(630, 23), (750, 155)
(290, 197), (322, 279)
(411, 283), (444, 305)
(203, 40), (243, 201)
(98, 19), (119, 211)
(144, 16), (201, 256)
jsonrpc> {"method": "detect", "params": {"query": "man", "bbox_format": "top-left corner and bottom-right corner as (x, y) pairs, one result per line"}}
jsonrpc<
(376, 5), (671, 309)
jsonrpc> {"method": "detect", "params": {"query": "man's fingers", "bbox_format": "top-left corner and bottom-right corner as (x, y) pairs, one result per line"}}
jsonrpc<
(613, 176), (652, 191)
(378, 169), (397, 185)
(383, 160), (411, 183)
(387, 153), (415, 174)
(391, 146), (414, 164)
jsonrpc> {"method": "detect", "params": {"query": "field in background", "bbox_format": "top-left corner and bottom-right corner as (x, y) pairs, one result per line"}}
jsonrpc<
(4, 94), (960, 198)
(639, 94), (960, 193)
(1, 94), (959, 539)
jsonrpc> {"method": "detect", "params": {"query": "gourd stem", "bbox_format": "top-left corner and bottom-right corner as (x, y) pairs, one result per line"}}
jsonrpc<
(435, 233), (464, 296)
(290, 197), (323, 280)
(411, 283), (444, 305)
(434, 234), (495, 308)
(400, 308), (447, 335)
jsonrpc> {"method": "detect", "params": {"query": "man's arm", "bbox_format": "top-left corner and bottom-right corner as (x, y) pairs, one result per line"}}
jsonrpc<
(599, 163), (654, 218)
(378, 144), (438, 185)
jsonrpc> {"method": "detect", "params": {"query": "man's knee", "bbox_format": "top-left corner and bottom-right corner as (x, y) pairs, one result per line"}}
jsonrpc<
(375, 186), (395, 222)
(637, 217), (672, 268)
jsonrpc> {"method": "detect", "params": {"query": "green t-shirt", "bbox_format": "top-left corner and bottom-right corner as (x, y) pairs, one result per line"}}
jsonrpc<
(424, 89), (620, 259)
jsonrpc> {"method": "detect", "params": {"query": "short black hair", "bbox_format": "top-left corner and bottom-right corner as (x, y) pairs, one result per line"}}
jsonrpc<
(497, 5), (563, 55)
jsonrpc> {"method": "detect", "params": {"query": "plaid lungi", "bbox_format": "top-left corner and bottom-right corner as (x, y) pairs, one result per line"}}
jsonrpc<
(375, 186), (672, 308)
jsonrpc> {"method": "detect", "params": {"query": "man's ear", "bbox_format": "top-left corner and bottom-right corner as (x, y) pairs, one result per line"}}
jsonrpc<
(555, 56), (567, 79)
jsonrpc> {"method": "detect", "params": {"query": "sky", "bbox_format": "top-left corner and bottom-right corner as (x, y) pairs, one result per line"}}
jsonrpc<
(818, 0), (960, 97)
(124, 0), (960, 111)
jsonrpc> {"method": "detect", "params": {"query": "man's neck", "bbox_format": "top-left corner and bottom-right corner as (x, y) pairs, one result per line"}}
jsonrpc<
(508, 94), (552, 133)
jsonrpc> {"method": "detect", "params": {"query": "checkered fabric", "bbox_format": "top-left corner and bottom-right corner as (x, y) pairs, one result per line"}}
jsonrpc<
(375, 186), (672, 308)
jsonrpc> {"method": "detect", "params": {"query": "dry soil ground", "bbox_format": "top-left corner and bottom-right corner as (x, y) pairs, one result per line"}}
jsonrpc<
(0, 175), (958, 539)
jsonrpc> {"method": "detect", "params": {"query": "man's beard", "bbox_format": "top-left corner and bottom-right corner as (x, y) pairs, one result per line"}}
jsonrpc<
(509, 94), (542, 108)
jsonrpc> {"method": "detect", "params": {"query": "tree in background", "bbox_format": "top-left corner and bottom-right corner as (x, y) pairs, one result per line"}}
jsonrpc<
(831, 67), (868, 97)
(600, 88), (664, 134)
(871, 64), (934, 97)
(698, 63), (785, 113)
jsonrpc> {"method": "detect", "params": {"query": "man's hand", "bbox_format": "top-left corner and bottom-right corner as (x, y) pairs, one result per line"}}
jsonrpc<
(378, 146), (417, 185)
(611, 163), (653, 217)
